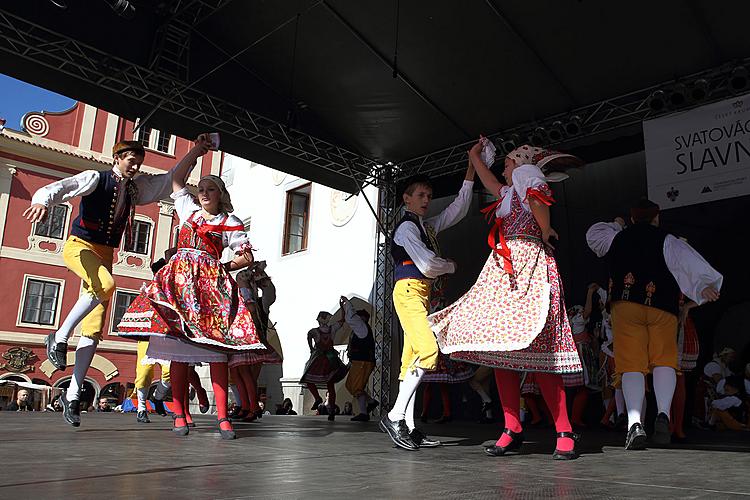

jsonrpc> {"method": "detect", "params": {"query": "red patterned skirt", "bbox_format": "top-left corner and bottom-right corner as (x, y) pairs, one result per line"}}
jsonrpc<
(118, 248), (266, 358)
(678, 316), (699, 371)
(430, 238), (581, 374)
(422, 352), (478, 383)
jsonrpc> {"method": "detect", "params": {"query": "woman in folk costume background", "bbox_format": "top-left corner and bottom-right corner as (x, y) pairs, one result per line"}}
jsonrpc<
(430, 138), (583, 460)
(671, 294), (699, 441)
(300, 311), (349, 420)
(229, 262), (282, 422)
(118, 136), (265, 440)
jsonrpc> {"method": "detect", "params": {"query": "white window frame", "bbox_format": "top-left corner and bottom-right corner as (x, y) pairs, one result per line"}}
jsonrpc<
(33, 203), (71, 240)
(281, 181), (312, 256)
(132, 120), (176, 156)
(108, 287), (140, 335)
(119, 214), (155, 257)
(16, 274), (66, 330)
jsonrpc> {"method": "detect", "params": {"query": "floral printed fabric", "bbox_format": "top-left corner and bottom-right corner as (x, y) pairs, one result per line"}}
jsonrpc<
(428, 187), (582, 374)
(117, 212), (264, 352)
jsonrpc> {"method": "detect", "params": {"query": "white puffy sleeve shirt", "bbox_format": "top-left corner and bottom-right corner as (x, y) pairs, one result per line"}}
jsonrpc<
(585, 222), (723, 305)
(393, 180), (474, 278)
(31, 167), (174, 207)
(495, 164), (549, 217)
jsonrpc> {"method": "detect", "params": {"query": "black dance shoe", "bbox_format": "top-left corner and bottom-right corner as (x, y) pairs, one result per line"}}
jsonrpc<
(625, 422), (647, 450)
(351, 413), (370, 422)
(45, 333), (67, 371)
(366, 399), (380, 414)
(60, 392), (80, 427)
(484, 428), (524, 456)
(151, 399), (167, 417)
(172, 414), (189, 436)
(552, 431), (580, 460)
(410, 429), (441, 448)
(652, 412), (671, 445)
(434, 415), (453, 424)
(379, 414), (418, 451)
(310, 398), (323, 411)
(217, 418), (236, 440)
(137, 410), (151, 423)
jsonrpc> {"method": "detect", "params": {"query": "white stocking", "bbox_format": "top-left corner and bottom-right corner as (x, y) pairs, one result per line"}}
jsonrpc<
(388, 367), (425, 424)
(653, 366), (677, 418)
(55, 294), (101, 344)
(66, 336), (98, 401)
(621, 372), (645, 428)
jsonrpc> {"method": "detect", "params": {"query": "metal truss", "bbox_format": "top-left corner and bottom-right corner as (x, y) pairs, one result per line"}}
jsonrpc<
(397, 58), (750, 182)
(371, 168), (398, 415)
(0, 8), (376, 186)
(147, 0), (234, 82)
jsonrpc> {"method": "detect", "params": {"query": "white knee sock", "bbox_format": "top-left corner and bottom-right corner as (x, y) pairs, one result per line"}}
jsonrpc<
(388, 367), (425, 424)
(357, 394), (367, 414)
(615, 388), (625, 416)
(137, 388), (148, 412)
(66, 336), (98, 402)
(470, 379), (492, 404)
(621, 372), (645, 428)
(652, 366), (676, 418)
(55, 294), (101, 344)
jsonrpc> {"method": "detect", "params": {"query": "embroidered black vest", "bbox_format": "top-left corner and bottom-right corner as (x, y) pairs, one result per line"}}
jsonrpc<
(607, 223), (681, 316)
(348, 322), (376, 362)
(70, 170), (135, 248)
(391, 211), (438, 281)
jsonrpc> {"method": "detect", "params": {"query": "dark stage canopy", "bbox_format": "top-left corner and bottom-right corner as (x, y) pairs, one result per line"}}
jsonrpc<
(2, 1), (750, 192)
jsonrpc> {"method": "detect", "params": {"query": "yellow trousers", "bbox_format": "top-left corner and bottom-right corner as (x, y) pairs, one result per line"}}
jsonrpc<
(133, 341), (170, 390)
(393, 279), (438, 380)
(62, 236), (116, 341)
(345, 360), (375, 397)
(611, 301), (678, 375)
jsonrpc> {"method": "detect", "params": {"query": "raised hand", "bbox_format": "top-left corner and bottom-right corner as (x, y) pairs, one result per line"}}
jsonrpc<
(23, 203), (48, 223)
(700, 286), (720, 302)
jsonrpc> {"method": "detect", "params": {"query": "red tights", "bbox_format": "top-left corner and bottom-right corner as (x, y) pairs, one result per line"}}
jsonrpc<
(171, 361), (232, 432)
(670, 373), (687, 439)
(231, 365), (259, 412)
(494, 369), (574, 452)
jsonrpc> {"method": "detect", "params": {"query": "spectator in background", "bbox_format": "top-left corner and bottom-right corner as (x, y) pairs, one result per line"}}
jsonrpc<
(704, 348), (737, 383)
(45, 395), (63, 412)
(342, 401), (353, 416)
(276, 398), (297, 415)
(709, 376), (748, 431)
(96, 397), (112, 412)
(7, 389), (32, 411)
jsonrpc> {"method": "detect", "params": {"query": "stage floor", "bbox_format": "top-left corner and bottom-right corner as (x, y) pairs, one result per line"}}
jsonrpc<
(0, 412), (748, 499)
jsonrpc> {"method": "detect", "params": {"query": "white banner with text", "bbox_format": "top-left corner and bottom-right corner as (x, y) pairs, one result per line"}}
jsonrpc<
(643, 94), (750, 209)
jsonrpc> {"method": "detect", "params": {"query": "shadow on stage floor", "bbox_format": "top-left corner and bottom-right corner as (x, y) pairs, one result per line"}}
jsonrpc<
(0, 412), (748, 499)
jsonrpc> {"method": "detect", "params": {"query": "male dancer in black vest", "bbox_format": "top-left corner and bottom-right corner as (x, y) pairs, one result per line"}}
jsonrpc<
(379, 161), (475, 450)
(586, 199), (722, 449)
(24, 135), (213, 427)
(340, 296), (379, 421)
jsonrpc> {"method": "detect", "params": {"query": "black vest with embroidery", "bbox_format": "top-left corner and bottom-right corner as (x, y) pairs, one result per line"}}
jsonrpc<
(70, 170), (133, 248)
(391, 211), (437, 281)
(607, 223), (681, 316)
(348, 322), (376, 362)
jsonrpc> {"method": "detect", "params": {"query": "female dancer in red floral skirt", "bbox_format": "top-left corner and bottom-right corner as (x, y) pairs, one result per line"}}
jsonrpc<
(430, 138), (583, 459)
(118, 135), (265, 439)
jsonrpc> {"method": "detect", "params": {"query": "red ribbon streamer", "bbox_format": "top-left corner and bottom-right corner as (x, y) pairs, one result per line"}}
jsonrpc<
(480, 199), (514, 275)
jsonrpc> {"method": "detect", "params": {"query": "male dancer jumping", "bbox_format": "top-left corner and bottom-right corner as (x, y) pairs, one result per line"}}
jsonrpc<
(25, 135), (213, 427)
